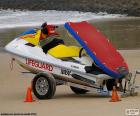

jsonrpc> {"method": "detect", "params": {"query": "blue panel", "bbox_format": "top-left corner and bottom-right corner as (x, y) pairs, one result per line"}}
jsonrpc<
(18, 29), (36, 37)
(64, 23), (122, 78)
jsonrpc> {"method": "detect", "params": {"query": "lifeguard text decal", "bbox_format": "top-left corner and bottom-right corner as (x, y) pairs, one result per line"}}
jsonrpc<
(26, 58), (53, 71)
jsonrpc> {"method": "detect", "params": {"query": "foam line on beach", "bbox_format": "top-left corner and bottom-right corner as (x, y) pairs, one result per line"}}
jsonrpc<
(0, 10), (125, 29)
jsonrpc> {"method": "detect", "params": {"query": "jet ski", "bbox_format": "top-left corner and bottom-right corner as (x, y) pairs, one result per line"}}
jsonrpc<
(5, 21), (139, 99)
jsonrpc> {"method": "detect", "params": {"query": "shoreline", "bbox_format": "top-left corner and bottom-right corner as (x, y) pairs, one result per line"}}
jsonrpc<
(0, 16), (140, 30)
(0, 15), (140, 30)
(0, 17), (140, 50)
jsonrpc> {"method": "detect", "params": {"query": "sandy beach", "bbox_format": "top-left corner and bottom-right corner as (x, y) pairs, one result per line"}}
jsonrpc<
(0, 50), (140, 116)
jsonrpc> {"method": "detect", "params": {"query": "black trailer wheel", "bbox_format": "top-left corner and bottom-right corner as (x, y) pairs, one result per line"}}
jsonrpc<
(106, 79), (117, 91)
(70, 86), (88, 94)
(32, 73), (56, 99)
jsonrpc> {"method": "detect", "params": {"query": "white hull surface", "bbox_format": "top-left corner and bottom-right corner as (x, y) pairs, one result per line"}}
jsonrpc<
(5, 37), (112, 85)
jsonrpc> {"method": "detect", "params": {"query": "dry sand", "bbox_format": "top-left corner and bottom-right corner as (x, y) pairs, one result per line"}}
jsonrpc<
(0, 50), (140, 116)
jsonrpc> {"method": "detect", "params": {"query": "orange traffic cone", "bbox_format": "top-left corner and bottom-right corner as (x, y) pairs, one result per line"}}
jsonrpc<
(109, 86), (121, 102)
(24, 87), (35, 102)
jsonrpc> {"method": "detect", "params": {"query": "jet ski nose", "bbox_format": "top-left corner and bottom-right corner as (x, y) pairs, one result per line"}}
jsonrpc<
(5, 40), (15, 53)
(5, 42), (12, 53)
(4, 38), (21, 54)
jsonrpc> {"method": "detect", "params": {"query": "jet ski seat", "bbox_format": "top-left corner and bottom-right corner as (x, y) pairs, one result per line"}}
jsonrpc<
(48, 44), (82, 58)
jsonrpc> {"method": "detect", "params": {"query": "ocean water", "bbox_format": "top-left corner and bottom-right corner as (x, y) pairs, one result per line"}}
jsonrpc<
(0, 10), (124, 29)
(0, 10), (140, 49)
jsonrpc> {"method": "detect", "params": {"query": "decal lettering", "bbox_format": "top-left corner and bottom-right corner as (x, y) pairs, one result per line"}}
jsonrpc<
(26, 58), (53, 71)
(61, 69), (71, 76)
(71, 65), (79, 69)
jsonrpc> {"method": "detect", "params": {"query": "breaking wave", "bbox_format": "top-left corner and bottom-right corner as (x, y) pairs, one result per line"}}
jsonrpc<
(0, 9), (125, 29)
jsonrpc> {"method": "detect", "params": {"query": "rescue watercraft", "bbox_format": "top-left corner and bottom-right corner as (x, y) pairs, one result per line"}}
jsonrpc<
(5, 21), (139, 99)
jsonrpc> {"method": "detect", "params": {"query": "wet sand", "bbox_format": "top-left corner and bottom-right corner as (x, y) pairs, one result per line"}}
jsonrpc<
(0, 50), (140, 116)
(0, 17), (140, 49)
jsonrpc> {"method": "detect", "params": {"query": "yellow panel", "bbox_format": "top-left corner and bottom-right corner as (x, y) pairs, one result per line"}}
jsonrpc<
(20, 30), (41, 46)
(48, 45), (81, 58)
